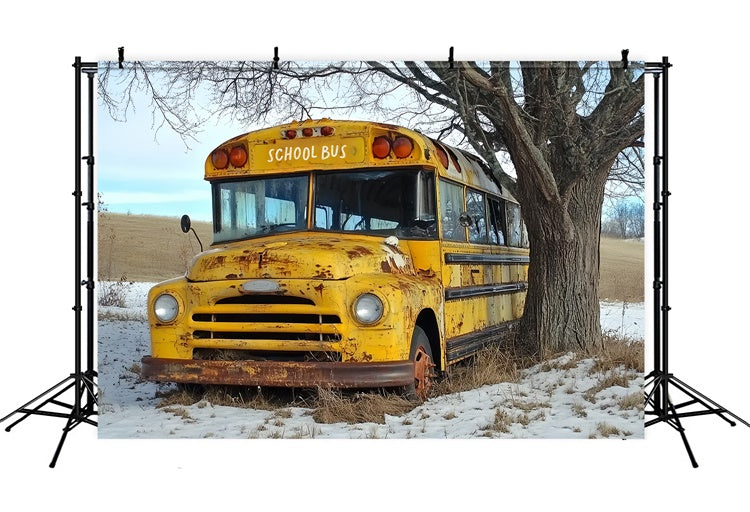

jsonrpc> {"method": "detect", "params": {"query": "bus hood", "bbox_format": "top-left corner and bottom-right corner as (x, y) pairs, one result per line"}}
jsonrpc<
(186, 235), (414, 282)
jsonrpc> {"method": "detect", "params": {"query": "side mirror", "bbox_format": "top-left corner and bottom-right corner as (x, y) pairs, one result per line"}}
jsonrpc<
(180, 214), (192, 234)
(458, 212), (474, 228)
(180, 214), (203, 252)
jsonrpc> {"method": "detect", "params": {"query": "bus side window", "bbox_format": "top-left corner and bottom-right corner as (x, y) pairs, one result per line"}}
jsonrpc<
(467, 189), (488, 243)
(506, 202), (522, 247)
(440, 180), (466, 242)
(489, 198), (506, 245)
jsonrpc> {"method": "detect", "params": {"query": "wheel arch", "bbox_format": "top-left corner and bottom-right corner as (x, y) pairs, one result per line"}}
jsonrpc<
(414, 308), (442, 371)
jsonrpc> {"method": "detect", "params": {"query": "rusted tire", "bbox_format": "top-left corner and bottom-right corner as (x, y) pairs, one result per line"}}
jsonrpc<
(406, 325), (436, 402)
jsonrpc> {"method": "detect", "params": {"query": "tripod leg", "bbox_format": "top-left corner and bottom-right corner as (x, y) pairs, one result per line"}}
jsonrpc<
(668, 399), (698, 468)
(670, 376), (746, 428)
(49, 414), (75, 468)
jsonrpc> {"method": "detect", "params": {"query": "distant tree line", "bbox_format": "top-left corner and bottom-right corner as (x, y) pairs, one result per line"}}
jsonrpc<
(602, 198), (644, 239)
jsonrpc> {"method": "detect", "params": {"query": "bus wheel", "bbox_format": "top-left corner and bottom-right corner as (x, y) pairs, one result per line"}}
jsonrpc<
(407, 325), (436, 402)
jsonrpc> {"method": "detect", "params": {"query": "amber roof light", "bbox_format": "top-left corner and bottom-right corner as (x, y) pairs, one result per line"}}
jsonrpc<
(372, 136), (391, 159)
(392, 136), (413, 158)
(229, 146), (248, 167)
(212, 149), (229, 169)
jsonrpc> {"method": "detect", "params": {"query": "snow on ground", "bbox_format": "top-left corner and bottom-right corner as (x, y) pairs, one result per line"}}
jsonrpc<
(97, 282), (644, 439)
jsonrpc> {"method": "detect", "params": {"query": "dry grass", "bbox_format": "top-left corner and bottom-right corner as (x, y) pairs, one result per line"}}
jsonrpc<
(584, 373), (636, 403)
(599, 237), (644, 302)
(596, 422), (622, 438)
(156, 385), (307, 411)
(590, 335), (644, 374)
(618, 392), (644, 410)
(162, 406), (193, 420)
(489, 409), (512, 433)
(311, 388), (414, 425)
(571, 403), (588, 418)
(155, 387), (202, 408)
(99, 277), (133, 306)
(156, 384), (415, 425)
(434, 344), (533, 396)
(98, 212), (212, 282)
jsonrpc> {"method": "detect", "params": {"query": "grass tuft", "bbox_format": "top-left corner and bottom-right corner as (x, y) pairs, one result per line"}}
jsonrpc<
(596, 422), (622, 438)
(311, 388), (414, 425)
(434, 344), (534, 396)
(618, 392), (644, 410)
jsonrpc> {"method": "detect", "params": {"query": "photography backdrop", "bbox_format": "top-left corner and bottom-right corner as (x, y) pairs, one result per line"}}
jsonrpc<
(0, 2), (748, 509)
(96, 60), (645, 440)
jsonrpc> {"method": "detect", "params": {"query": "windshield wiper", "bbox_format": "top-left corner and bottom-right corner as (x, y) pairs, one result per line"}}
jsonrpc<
(259, 223), (299, 233)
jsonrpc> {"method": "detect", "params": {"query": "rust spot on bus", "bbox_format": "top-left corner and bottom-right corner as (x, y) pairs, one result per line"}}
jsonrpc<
(346, 246), (375, 259)
(202, 255), (226, 270)
(313, 283), (324, 296)
(417, 267), (436, 278)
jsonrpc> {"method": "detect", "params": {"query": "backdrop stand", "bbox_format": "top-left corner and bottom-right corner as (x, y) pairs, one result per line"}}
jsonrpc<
(643, 56), (749, 467)
(0, 57), (98, 468)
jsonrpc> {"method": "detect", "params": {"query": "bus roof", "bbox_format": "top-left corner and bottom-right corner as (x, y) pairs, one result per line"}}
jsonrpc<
(205, 119), (514, 200)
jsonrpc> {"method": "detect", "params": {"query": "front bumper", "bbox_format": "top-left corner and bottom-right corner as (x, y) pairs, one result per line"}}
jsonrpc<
(141, 356), (414, 388)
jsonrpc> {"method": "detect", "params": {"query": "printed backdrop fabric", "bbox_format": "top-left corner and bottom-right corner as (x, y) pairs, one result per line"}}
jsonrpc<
(96, 60), (645, 439)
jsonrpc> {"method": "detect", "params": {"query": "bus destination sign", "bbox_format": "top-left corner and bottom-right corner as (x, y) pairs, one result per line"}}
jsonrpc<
(252, 137), (365, 170)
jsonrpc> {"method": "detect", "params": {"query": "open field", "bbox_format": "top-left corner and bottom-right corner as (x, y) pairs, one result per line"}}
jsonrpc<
(98, 212), (213, 282)
(98, 213), (644, 302)
(599, 237), (644, 302)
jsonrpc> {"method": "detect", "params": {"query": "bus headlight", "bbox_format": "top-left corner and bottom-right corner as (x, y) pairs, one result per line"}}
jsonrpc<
(154, 294), (179, 323)
(353, 293), (384, 325)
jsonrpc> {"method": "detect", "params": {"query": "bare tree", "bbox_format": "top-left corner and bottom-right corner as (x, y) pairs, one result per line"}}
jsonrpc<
(628, 201), (645, 238)
(99, 60), (643, 355)
(605, 199), (631, 238)
(603, 198), (645, 239)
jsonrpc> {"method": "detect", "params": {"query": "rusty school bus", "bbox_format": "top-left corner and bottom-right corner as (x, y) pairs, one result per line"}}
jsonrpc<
(141, 119), (529, 400)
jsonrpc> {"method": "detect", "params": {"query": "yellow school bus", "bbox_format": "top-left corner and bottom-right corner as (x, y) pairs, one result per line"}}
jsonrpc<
(141, 119), (529, 400)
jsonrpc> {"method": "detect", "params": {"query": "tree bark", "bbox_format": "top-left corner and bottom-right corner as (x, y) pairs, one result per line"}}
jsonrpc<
(517, 159), (611, 356)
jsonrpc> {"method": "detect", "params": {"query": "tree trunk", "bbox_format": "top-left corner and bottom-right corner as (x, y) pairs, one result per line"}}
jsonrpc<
(516, 165), (608, 356)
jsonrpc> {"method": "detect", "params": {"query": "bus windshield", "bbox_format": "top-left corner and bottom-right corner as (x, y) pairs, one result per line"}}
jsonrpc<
(212, 169), (436, 243)
(213, 175), (309, 243)
(314, 169), (436, 239)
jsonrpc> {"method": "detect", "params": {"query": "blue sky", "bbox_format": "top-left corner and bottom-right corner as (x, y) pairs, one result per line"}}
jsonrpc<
(97, 72), (254, 222)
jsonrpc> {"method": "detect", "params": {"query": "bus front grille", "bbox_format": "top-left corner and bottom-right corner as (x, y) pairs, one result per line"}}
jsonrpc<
(189, 294), (343, 344)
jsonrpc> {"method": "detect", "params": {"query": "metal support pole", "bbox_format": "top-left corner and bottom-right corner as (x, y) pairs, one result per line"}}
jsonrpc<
(85, 70), (97, 414)
(643, 56), (749, 468)
(661, 56), (670, 418)
(0, 56), (99, 468)
(651, 70), (662, 416)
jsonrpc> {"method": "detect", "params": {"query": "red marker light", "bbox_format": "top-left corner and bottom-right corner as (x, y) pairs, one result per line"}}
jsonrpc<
(302, 127), (314, 137)
(434, 144), (449, 168)
(229, 146), (248, 167)
(285, 129), (297, 139)
(321, 126), (334, 136)
(392, 136), (413, 158)
(372, 136), (391, 159)
(212, 149), (229, 169)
